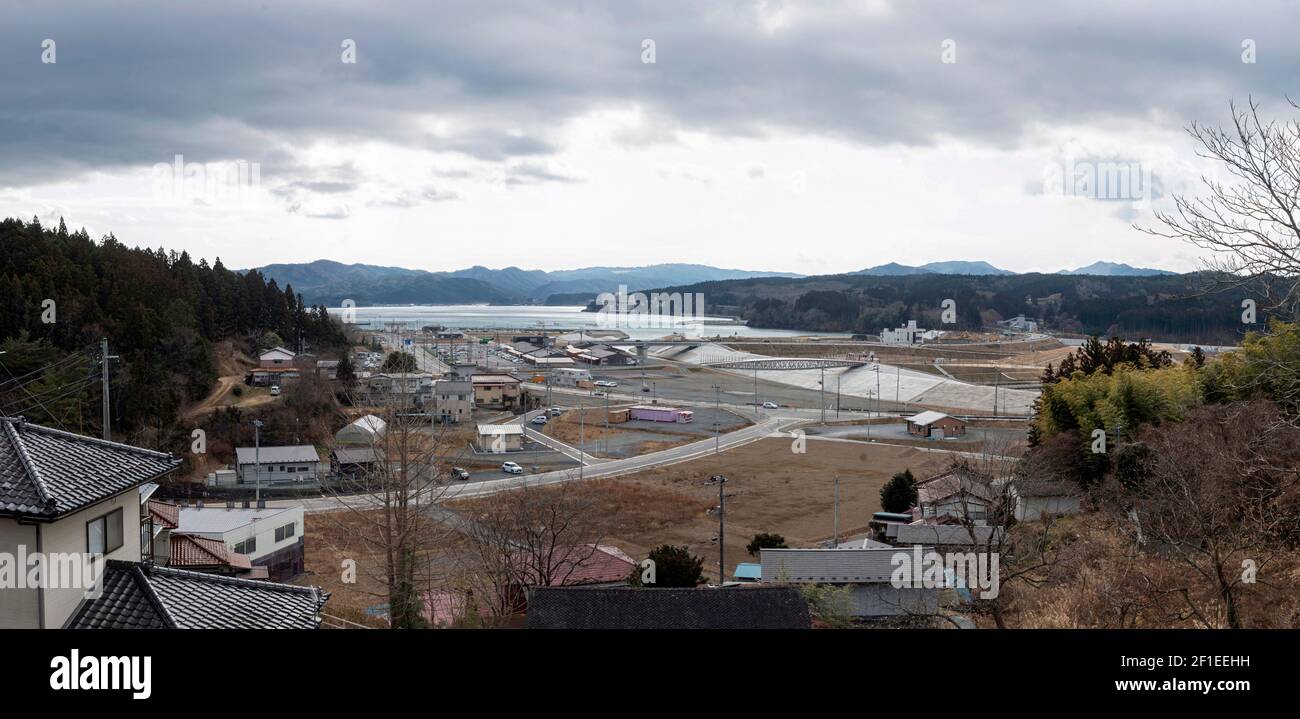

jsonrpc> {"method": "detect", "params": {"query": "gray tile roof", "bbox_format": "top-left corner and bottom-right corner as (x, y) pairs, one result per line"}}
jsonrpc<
(525, 587), (810, 629)
(235, 445), (320, 465)
(0, 416), (182, 520)
(761, 547), (918, 583)
(67, 560), (329, 629)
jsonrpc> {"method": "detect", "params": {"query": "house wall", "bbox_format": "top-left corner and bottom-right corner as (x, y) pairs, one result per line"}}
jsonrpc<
(923, 494), (988, 523)
(1014, 495), (1082, 521)
(31, 493), (142, 628)
(218, 506), (305, 568)
(237, 460), (320, 484)
(847, 584), (939, 617)
(0, 519), (39, 628)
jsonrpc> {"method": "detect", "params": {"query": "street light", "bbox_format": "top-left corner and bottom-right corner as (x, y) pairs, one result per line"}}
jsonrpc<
(252, 419), (264, 503)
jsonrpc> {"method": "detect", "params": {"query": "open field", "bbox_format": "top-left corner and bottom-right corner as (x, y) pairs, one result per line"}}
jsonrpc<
(540, 405), (751, 458)
(589, 437), (954, 582)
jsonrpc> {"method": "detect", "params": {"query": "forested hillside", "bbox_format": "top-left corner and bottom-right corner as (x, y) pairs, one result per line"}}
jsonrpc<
(0, 216), (347, 442)
(638, 272), (1262, 344)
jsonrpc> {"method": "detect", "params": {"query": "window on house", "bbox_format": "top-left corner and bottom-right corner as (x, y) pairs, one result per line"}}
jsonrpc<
(275, 523), (296, 541)
(86, 508), (124, 555)
(234, 537), (257, 554)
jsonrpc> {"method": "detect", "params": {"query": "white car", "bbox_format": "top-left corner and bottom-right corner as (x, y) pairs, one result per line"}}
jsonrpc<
(530, 414), (548, 425)
(762, 401), (779, 409)
(501, 461), (524, 475)
(269, 385), (281, 396)
(594, 380), (618, 388)
(549, 407), (563, 416)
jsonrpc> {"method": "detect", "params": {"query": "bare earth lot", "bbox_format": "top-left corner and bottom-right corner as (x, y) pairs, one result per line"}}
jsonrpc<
(598, 437), (951, 582)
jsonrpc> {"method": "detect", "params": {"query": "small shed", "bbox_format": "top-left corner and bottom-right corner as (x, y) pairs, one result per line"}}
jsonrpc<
(905, 411), (966, 438)
(477, 423), (524, 452)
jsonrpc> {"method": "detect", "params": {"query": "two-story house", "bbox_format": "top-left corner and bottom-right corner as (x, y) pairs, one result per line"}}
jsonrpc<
(1, 416), (327, 629)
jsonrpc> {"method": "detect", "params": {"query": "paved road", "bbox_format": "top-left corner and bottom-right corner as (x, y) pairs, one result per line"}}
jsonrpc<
(273, 411), (797, 513)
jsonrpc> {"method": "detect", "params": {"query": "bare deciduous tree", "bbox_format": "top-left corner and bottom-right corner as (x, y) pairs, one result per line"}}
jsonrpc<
(1142, 98), (1300, 319)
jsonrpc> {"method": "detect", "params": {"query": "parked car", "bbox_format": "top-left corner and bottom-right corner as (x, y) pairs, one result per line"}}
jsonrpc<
(451, 466), (470, 481)
(530, 414), (548, 425)
(594, 380), (618, 388)
(269, 385), (281, 396)
(762, 401), (779, 409)
(549, 407), (563, 416)
(592, 390), (607, 397)
(501, 461), (524, 475)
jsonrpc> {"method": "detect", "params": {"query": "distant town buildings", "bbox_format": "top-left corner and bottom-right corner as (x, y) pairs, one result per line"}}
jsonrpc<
(880, 320), (926, 345)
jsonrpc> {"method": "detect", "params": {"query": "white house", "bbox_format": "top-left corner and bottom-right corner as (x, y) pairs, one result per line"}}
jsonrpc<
(0, 417), (184, 628)
(916, 468), (995, 524)
(235, 445), (321, 484)
(259, 346), (297, 368)
(176, 504), (306, 580)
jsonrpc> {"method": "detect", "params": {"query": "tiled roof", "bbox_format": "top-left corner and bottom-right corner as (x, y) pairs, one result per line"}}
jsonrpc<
(917, 467), (994, 504)
(526, 544), (635, 587)
(0, 417), (182, 520)
(148, 500), (179, 529)
(170, 533), (253, 570)
(526, 587), (811, 629)
(67, 560), (328, 629)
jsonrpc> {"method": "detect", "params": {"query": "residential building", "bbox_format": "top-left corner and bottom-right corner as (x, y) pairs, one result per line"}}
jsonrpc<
(905, 410), (967, 438)
(235, 445), (321, 484)
(365, 371), (434, 406)
(916, 468), (994, 524)
(259, 346), (296, 368)
(0, 416), (182, 628)
(1009, 478), (1082, 521)
(331, 447), (378, 477)
(66, 560), (327, 629)
(525, 586), (811, 629)
(176, 504), (306, 580)
(881, 523), (1002, 549)
(246, 367), (300, 386)
(167, 533), (259, 576)
(476, 423), (524, 452)
(472, 374), (522, 409)
(552, 367), (593, 387)
(316, 359), (340, 379)
(760, 547), (940, 618)
(433, 379), (474, 423)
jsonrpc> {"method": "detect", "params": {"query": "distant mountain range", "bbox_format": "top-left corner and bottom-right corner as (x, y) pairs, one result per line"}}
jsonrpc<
(853, 260), (1177, 277)
(249, 258), (1181, 306)
(248, 260), (802, 306)
(1056, 261), (1177, 276)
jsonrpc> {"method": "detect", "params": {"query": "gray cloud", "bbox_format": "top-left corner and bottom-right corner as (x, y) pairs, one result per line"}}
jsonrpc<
(0, 0), (1296, 192)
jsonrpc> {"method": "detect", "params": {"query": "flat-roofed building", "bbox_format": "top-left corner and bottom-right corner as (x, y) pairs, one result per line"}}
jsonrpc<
(472, 374), (522, 409)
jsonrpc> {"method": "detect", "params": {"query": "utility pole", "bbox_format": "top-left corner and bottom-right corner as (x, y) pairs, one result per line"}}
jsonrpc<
(253, 419), (264, 504)
(994, 373), (1000, 416)
(578, 395), (585, 481)
(714, 474), (727, 584)
(712, 385), (721, 454)
(100, 338), (112, 441)
(819, 365), (825, 424)
(833, 477), (840, 546)
(603, 391), (610, 455)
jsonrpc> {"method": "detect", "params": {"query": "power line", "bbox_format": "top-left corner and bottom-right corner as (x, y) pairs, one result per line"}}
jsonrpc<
(0, 349), (91, 392)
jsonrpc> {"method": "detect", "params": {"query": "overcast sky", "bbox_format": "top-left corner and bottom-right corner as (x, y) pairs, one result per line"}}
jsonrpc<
(0, 1), (1294, 274)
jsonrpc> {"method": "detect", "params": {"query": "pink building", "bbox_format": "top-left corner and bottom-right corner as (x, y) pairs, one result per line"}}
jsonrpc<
(629, 405), (694, 423)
